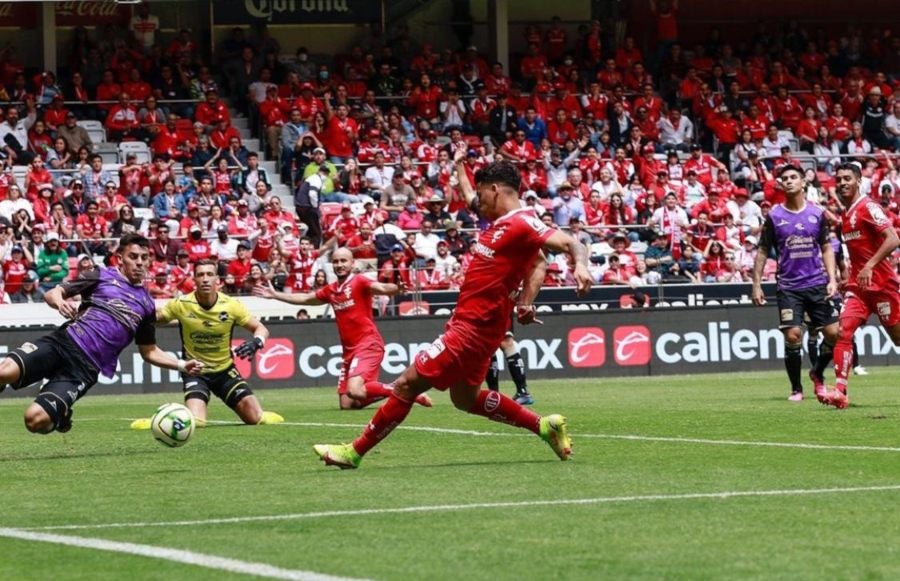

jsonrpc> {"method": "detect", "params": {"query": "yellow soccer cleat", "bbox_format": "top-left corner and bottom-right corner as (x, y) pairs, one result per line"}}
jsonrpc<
(539, 414), (572, 461)
(130, 417), (152, 431)
(313, 443), (361, 469)
(258, 411), (284, 425)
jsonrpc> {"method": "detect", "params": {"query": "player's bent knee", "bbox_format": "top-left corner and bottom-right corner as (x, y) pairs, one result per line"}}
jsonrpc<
(0, 357), (21, 384)
(235, 397), (263, 425)
(783, 328), (803, 345)
(24, 405), (53, 434)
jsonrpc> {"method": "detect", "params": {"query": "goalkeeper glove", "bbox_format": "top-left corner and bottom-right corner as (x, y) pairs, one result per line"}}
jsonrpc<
(234, 337), (264, 360)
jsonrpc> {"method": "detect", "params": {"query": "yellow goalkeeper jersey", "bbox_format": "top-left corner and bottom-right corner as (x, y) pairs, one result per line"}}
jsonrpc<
(157, 292), (252, 373)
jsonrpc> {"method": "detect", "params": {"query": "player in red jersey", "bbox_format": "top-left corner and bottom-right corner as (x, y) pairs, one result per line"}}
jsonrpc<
(312, 149), (592, 469)
(827, 163), (900, 409)
(255, 248), (432, 411)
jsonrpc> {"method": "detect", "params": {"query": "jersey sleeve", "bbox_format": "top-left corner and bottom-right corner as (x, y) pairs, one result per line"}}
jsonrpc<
(863, 201), (892, 235)
(314, 285), (332, 304)
(759, 215), (776, 251)
(59, 269), (101, 299)
(515, 212), (556, 249)
(156, 298), (179, 324)
(134, 313), (157, 345)
(231, 298), (252, 327)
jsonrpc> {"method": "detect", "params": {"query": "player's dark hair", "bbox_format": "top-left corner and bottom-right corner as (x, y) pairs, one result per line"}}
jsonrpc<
(776, 164), (803, 178)
(835, 162), (862, 179)
(474, 161), (521, 191)
(118, 233), (149, 250)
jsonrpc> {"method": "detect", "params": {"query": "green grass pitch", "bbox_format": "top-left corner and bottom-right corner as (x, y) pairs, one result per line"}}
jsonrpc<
(2, 369), (900, 580)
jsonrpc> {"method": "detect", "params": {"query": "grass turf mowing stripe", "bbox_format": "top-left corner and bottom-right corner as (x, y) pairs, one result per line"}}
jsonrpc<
(0, 528), (368, 581)
(23, 484), (900, 532)
(122, 418), (900, 453)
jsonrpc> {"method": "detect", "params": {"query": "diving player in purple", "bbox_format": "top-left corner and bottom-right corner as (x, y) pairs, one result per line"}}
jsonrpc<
(751, 165), (839, 403)
(0, 233), (203, 434)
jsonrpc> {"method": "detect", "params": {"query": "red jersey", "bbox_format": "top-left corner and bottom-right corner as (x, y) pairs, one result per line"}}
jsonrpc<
(842, 196), (900, 293)
(315, 274), (383, 353)
(451, 208), (553, 355)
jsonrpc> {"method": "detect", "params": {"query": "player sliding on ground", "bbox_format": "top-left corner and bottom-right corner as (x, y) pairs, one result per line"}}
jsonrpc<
(255, 247), (432, 410)
(131, 259), (283, 429)
(312, 149), (592, 469)
(0, 234), (204, 434)
(825, 162), (900, 408)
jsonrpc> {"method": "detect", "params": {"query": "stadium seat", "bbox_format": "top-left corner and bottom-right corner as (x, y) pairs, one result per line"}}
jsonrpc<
(118, 141), (151, 164)
(77, 120), (107, 144)
(94, 142), (119, 164)
(319, 202), (343, 231)
(102, 164), (122, 186)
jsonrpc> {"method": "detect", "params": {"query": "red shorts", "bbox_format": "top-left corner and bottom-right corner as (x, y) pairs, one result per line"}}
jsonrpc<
(414, 327), (493, 390)
(337, 346), (384, 395)
(842, 288), (900, 329)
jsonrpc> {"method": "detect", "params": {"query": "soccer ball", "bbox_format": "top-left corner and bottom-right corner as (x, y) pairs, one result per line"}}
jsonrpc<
(150, 403), (195, 448)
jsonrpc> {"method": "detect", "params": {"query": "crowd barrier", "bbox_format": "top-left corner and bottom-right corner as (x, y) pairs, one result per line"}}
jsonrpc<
(2, 306), (898, 398)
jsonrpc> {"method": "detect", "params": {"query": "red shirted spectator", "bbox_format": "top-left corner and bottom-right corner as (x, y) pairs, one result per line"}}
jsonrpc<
(500, 131), (537, 163)
(24, 158), (53, 202)
(410, 44), (438, 74)
(519, 157), (547, 194)
(752, 85), (777, 123)
(184, 225), (212, 261)
(263, 198), (298, 234)
(329, 203), (360, 245)
(195, 89), (230, 128)
(679, 68), (703, 103)
(321, 102), (358, 161)
(227, 200), (257, 236)
(623, 63), (653, 93)
(826, 103), (853, 142)
(292, 83), (325, 123)
(687, 212), (717, 252)
(795, 107), (820, 151)
(519, 43), (547, 83)
(408, 75), (442, 123)
(170, 250), (195, 293)
(75, 201), (109, 247)
(105, 93), (140, 140)
(3, 245), (29, 295)
(95, 69), (121, 111)
(683, 145), (726, 188)
(742, 105), (769, 141)
(415, 258), (450, 290)
(286, 239), (317, 291)
(250, 219), (274, 264)
(346, 222), (377, 259)
(773, 86), (802, 131)
(581, 83), (610, 122)
(596, 59), (622, 89)
(840, 82), (865, 122)
(148, 271), (176, 299)
(633, 84), (664, 121)
(484, 62), (511, 95)
(802, 83), (833, 118)
(123, 69), (152, 102)
(549, 85), (582, 120)
(43, 95), (69, 131)
(378, 244), (411, 287)
(226, 242), (253, 287)
(546, 109), (577, 146)
(209, 117), (241, 149)
(708, 109), (741, 148)
(615, 36), (643, 71)
(545, 18), (567, 63)
(97, 181), (128, 222)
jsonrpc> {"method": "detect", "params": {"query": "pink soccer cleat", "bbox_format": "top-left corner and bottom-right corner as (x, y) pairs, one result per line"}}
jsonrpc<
(809, 370), (829, 405)
(825, 388), (849, 410)
(788, 391), (804, 402)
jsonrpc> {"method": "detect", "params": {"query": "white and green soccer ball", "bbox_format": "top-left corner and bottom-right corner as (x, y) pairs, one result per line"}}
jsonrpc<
(150, 403), (195, 448)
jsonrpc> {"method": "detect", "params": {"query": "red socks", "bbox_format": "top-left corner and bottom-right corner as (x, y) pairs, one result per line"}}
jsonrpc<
(352, 391), (414, 456)
(364, 381), (394, 399)
(467, 390), (541, 435)
(833, 335), (853, 394)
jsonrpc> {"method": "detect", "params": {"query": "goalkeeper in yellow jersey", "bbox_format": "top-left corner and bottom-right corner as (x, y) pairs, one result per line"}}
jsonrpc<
(132, 259), (283, 429)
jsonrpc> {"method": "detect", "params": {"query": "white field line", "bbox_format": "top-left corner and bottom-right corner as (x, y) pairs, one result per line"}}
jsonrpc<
(157, 418), (900, 454)
(0, 528), (368, 581)
(21, 484), (900, 533)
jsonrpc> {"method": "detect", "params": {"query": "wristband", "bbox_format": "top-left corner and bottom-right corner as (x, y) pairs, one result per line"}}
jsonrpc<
(254, 336), (266, 347)
(177, 359), (186, 373)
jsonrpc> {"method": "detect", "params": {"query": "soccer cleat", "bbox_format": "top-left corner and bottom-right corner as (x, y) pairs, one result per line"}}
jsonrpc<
(258, 411), (284, 424)
(853, 365), (869, 376)
(808, 370), (829, 404)
(313, 443), (361, 470)
(826, 388), (849, 410)
(130, 417), (152, 430)
(539, 414), (572, 461)
(788, 391), (803, 402)
(515, 392), (535, 405)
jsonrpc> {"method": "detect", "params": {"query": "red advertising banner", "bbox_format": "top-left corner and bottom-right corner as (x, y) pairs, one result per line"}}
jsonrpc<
(0, 2), (39, 28)
(55, 1), (130, 27)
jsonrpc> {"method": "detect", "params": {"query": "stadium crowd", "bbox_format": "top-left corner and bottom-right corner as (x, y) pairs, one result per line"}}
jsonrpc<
(0, 2), (898, 304)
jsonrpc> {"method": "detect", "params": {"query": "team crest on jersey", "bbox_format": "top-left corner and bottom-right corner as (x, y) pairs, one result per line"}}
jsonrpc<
(491, 225), (508, 243)
(808, 215), (817, 224)
(218, 312), (228, 321)
(849, 212), (858, 229)
(867, 202), (889, 226)
(523, 213), (548, 234)
(877, 302), (891, 318)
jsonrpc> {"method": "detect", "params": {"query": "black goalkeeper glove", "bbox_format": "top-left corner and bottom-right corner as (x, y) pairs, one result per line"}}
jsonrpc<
(234, 337), (264, 360)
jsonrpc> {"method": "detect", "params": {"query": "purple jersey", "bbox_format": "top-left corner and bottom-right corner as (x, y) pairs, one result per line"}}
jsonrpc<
(60, 267), (157, 377)
(760, 203), (829, 291)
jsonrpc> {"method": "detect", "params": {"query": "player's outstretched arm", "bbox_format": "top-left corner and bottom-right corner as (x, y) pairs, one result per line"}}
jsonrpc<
(234, 317), (270, 360)
(453, 145), (477, 206)
(44, 285), (78, 319)
(370, 281), (404, 296)
(253, 283), (323, 306)
(542, 230), (592, 296)
(517, 251), (548, 324)
(139, 343), (204, 375)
